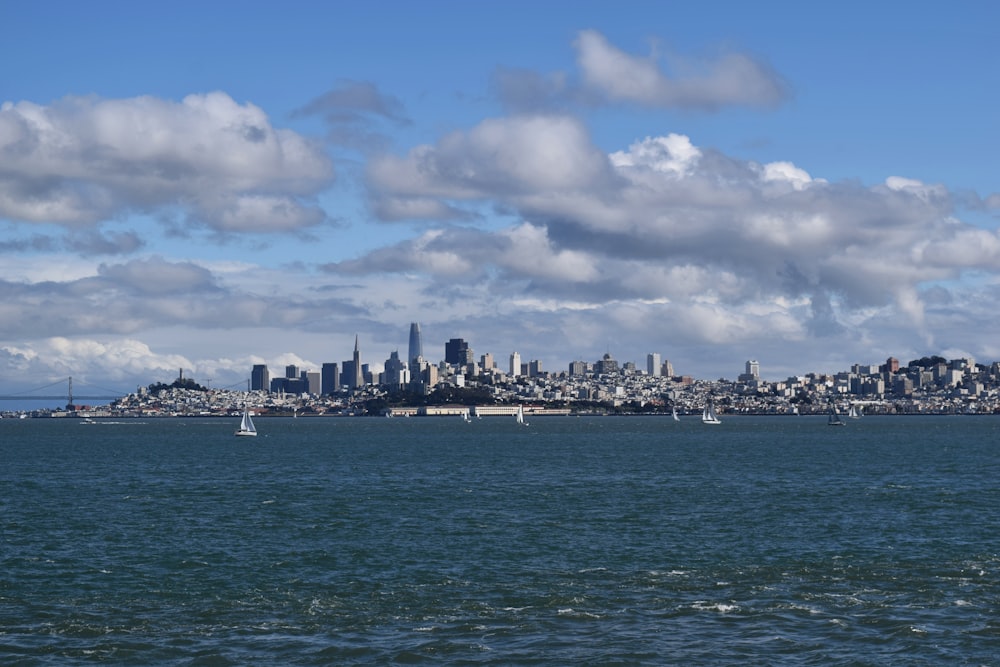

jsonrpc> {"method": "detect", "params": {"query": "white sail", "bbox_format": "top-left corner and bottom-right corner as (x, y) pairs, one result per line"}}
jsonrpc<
(702, 399), (721, 425)
(827, 404), (845, 426)
(235, 408), (257, 436)
(672, 406), (680, 422)
(516, 405), (528, 426)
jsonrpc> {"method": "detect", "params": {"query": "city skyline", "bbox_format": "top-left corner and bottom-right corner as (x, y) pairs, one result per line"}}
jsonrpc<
(1, 2), (999, 396)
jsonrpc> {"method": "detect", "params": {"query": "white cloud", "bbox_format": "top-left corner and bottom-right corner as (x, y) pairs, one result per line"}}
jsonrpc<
(367, 115), (613, 205)
(0, 92), (333, 232)
(761, 161), (814, 191)
(360, 123), (1000, 374)
(610, 134), (701, 176)
(573, 29), (789, 110)
(499, 223), (599, 283)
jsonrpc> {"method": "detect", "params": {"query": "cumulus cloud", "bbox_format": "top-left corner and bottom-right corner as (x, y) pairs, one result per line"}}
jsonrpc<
(573, 29), (790, 110)
(0, 92), (333, 232)
(0, 255), (363, 342)
(293, 80), (411, 151)
(366, 114), (617, 228)
(360, 120), (1000, 372)
(492, 30), (790, 114)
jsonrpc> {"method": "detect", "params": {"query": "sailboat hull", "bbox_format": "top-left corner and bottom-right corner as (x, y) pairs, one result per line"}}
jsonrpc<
(235, 409), (257, 436)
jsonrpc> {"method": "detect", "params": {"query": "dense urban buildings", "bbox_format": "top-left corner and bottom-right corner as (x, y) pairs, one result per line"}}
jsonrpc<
(19, 321), (1000, 419)
(215, 325), (1000, 418)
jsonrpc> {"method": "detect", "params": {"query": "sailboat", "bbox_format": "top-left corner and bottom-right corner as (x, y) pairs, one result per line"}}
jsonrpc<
(848, 404), (862, 419)
(827, 404), (846, 426)
(672, 406), (680, 422)
(235, 407), (257, 437)
(701, 398), (721, 425)
(516, 405), (529, 426)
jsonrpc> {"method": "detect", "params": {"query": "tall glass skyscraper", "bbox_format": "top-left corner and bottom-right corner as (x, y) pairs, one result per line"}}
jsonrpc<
(408, 322), (423, 367)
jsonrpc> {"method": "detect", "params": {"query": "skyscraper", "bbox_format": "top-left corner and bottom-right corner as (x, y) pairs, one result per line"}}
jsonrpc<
(739, 359), (760, 383)
(480, 352), (494, 372)
(445, 338), (472, 365)
(351, 335), (363, 389)
(383, 350), (408, 388)
(251, 364), (270, 392)
(408, 322), (423, 368)
(321, 362), (340, 395)
(510, 351), (521, 377)
(647, 353), (661, 377)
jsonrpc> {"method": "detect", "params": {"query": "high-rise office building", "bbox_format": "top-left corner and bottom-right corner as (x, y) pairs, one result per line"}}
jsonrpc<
(383, 350), (409, 388)
(647, 353), (661, 377)
(351, 335), (364, 389)
(445, 338), (472, 365)
(321, 362), (340, 395)
(251, 364), (270, 392)
(408, 322), (423, 368)
(595, 353), (618, 375)
(739, 359), (760, 383)
(481, 352), (495, 373)
(510, 351), (521, 377)
(285, 364), (299, 379)
(305, 371), (321, 395)
(341, 360), (356, 389)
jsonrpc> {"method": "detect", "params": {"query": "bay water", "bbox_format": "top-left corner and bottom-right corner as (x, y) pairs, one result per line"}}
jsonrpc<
(2, 415), (999, 664)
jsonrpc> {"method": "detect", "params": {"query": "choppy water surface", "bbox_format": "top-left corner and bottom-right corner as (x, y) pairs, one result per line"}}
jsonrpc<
(2, 415), (1000, 664)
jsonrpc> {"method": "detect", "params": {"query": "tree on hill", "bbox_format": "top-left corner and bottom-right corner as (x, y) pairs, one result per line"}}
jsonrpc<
(908, 355), (947, 368)
(148, 378), (208, 393)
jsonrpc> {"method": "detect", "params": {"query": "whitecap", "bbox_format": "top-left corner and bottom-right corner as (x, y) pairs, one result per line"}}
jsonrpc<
(691, 601), (739, 613)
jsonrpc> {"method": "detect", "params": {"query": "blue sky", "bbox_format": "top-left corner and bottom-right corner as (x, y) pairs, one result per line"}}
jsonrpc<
(1, 0), (998, 394)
